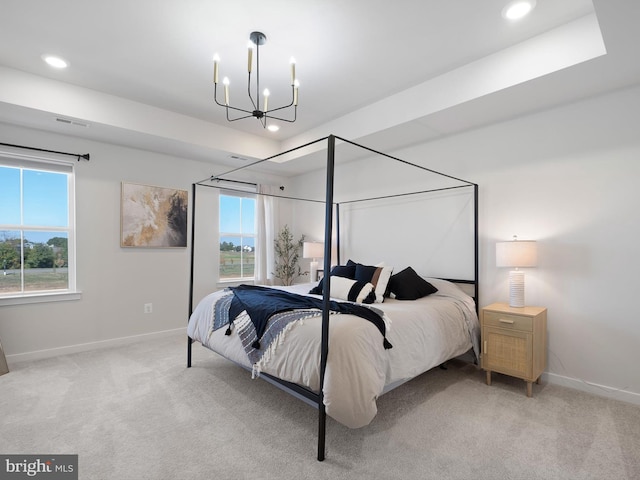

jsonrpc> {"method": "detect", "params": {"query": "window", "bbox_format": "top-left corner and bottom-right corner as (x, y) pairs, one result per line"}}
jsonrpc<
(219, 193), (256, 280)
(0, 153), (77, 302)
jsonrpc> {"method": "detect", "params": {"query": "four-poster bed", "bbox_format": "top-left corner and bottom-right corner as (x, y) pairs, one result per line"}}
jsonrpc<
(187, 135), (479, 461)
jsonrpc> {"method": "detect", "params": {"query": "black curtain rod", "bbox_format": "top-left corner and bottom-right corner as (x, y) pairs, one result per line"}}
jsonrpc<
(0, 142), (90, 162)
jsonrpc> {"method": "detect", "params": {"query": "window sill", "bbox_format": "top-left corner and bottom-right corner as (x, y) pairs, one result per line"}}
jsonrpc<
(0, 290), (82, 307)
(217, 279), (255, 288)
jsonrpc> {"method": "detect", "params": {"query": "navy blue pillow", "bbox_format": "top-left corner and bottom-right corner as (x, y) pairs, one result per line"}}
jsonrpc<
(309, 264), (356, 294)
(347, 259), (382, 287)
(388, 267), (438, 300)
(329, 264), (356, 279)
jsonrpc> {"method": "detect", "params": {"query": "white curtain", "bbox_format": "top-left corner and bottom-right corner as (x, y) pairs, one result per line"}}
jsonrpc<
(254, 184), (279, 285)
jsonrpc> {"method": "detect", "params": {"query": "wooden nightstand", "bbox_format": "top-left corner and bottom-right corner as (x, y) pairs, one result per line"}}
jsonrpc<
(481, 302), (547, 397)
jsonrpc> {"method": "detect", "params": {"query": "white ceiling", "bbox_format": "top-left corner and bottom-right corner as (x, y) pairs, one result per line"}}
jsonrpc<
(1, 0), (639, 175)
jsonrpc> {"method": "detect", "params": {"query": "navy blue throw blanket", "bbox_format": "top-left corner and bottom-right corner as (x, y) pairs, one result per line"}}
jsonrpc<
(228, 284), (392, 350)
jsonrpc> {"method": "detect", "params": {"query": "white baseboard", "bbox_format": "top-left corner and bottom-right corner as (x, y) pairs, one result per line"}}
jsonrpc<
(6, 327), (187, 365)
(544, 371), (640, 407)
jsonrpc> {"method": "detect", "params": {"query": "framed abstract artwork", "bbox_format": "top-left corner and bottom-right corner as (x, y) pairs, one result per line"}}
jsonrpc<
(120, 182), (188, 247)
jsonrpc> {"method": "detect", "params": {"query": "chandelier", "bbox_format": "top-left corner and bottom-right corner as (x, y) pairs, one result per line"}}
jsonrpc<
(213, 31), (299, 129)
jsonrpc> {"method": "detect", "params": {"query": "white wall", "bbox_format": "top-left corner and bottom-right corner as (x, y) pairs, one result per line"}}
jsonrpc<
(289, 84), (640, 404)
(2, 82), (639, 406)
(465, 86), (640, 404)
(288, 148), (476, 278)
(0, 124), (283, 361)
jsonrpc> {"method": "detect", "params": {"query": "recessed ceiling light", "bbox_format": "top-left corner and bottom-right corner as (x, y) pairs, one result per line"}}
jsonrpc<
(267, 124), (280, 132)
(502, 0), (536, 21)
(42, 54), (68, 69)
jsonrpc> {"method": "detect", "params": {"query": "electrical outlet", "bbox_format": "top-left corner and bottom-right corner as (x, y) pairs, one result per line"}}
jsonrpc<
(144, 303), (153, 314)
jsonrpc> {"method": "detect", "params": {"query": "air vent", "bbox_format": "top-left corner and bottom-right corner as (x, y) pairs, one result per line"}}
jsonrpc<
(230, 155), (249, 161)
(55, 117), (89, 128)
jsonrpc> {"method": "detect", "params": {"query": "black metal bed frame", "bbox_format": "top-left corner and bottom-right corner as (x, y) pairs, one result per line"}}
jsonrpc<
(186, 135), (479, 461)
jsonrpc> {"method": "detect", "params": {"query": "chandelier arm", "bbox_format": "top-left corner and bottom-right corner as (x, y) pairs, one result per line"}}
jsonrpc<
(213, 85), (252, 115)
(226, 110), (256, 122)
(266, 100), (295, 114)
(224, 104), (255, 115)
(264, 84), (296, 114)
(246, 71), (258, 111)
(213, 97), (228, 108)
(266, 116), (296, 124)
(265, 107), (297, 123)
(213, 83), (226, 108)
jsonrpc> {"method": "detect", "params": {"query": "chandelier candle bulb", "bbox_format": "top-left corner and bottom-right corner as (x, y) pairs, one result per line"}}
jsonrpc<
(263, 88), (270, 112)
(223, 77), (230, 105)
(294, 80), (299, 106)
(213, 54), (219, 84)
(247, 42), (254, 73)
(290, 57), (296, 85)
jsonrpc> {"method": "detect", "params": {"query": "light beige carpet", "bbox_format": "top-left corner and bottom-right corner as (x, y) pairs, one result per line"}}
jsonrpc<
(1, 333), (639, 480)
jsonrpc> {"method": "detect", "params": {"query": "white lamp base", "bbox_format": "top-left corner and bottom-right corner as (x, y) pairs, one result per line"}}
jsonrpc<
(508, 270), (525, 308)
(309, 261), (318, 282)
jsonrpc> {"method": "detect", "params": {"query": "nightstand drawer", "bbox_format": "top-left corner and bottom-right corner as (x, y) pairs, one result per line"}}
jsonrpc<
(483, 311), (533, 332)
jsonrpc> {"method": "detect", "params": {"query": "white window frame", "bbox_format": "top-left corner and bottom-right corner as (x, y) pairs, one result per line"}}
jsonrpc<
(218, 189), (257, 282)
(0, 149), (81, 306)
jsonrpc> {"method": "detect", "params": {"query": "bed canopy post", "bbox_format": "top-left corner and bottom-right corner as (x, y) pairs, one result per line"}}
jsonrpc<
(317, 134), (337, 461)
(187, 182), (197, 368)
(474, 184), (479, 313)
(335, 203), (341, 265)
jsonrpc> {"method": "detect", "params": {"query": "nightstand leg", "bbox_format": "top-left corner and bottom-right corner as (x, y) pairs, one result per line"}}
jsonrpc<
(486, 370), (492, 386)
(526, 381), (533, 397)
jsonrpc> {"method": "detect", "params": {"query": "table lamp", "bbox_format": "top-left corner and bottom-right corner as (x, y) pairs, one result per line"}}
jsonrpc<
(496, 236), (537, 308)
(303, 241), (324, 282)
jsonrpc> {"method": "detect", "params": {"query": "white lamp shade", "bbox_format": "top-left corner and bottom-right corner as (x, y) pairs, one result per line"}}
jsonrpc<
(303, 242), (324, 260)
(303, 241), (324, 282)
(496, 240), (537, 268)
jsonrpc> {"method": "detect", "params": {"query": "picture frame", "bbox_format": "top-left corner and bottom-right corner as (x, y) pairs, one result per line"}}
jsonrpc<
(120, 182), (188, 248)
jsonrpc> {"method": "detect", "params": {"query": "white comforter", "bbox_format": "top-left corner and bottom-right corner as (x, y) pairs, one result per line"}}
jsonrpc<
(187, 278), (480, 428)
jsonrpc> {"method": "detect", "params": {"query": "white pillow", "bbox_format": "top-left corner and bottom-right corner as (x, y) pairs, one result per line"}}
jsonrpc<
(329, 276), (376, 304)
